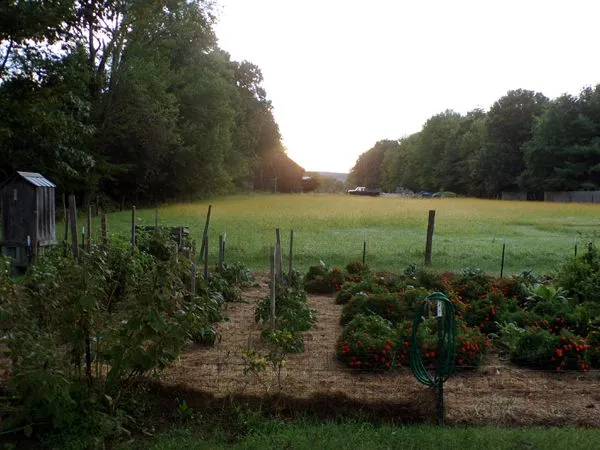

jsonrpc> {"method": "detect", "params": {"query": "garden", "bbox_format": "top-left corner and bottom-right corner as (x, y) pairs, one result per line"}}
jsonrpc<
(1, 195), (600, 448)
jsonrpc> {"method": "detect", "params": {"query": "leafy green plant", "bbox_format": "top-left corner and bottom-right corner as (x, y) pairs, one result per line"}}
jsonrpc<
(261, 327), (304, 353)
(209, 272), (242, 302)
(345, 261), (370, 276)
(304, 266), (345, 294)
(340, 293), (415, 326)
(334, 278), (389, 305)
(255, 286), (315, 333)
(174, 398), (194, 423)
(216, 261), (254, 287)
(0, 230), (230, 444)
(557, 250), (600, 304)
(395, 319), (487, 369)
(336, 314), (396, 371)
(511, 328), (590, 371)
(490, 322), (527, 356)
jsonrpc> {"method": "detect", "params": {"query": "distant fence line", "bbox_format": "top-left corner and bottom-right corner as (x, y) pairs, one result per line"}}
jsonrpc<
(502, 191), (600, 203)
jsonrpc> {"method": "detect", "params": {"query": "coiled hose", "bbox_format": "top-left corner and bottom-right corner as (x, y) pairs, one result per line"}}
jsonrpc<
(409, 292), (457, 386)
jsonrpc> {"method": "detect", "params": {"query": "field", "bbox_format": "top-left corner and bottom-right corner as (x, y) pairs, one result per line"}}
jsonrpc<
(101, 194), (600, 275)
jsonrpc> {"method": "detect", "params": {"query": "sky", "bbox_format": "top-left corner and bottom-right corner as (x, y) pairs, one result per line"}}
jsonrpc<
(214, 0), (600, 173)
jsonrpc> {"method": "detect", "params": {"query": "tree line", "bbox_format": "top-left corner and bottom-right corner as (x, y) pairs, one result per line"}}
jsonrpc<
(0, 0), (302, 205)
(349, 86), (600, 198)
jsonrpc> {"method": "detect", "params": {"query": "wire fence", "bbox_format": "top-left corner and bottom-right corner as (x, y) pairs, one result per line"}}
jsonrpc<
(203, 228), (583, 277)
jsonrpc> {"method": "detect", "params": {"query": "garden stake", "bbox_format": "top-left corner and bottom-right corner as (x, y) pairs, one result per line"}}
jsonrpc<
(270, 246), (276, 327)
(500, 240), (506, 278)
(409, 292), (456, 426)
(362, 232), (367, 265)
(199, 204), (212, 261)
(203, 234), (209, 280)
(288, 229), (294, 284)
(574, 235), (577, 259)
(155, 208), (159, 227)
(276, 228), (283, 283)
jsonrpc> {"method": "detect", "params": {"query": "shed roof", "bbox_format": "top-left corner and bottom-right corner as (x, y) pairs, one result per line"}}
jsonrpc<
(16, 171), (56, 188)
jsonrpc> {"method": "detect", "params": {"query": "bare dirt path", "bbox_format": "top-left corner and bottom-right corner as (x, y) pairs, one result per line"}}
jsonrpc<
(163, 275), (600, 426)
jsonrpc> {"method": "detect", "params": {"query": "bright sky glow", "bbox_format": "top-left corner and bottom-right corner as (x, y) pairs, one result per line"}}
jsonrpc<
(214, 0), (600, 173)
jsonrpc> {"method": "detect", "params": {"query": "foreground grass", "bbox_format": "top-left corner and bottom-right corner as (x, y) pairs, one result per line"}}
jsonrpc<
(121, 422), (600, 450)
(96, 194), (600, 275)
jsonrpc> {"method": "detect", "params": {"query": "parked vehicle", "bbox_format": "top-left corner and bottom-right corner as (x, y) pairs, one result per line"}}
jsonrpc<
(347, 186), (381, 196)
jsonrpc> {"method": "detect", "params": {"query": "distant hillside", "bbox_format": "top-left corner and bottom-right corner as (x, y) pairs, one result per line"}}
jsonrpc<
(316, 172), (348, 182)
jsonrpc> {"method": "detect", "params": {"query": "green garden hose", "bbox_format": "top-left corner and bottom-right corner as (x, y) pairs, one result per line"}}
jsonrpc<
(409, 292), (457, 386)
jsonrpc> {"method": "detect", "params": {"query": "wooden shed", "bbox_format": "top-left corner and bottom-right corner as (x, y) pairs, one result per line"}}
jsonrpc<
(1, 171), (56, 268)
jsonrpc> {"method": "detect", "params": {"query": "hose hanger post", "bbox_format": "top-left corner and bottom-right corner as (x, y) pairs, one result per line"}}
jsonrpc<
(409, 292), (457, 425)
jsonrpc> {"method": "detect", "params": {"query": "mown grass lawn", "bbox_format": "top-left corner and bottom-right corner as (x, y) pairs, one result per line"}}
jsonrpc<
(119, 422), (600, 450)
(97, 194), (600, 275)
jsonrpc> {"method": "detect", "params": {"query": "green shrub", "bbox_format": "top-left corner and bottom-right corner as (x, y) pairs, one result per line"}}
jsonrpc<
(451, 268), (492, 301)
(345, 261), (370, 275)
(334, 278), (389, 305)
(557, 249), (600, 304)
(511, 328), (590, 371)
(340, 290), (426, 326)
(209, 272), (242, 302)
(255, 286), (315, 333)
(261, 327), (305, 353)
(395, 319), (486, 369)
(336, 315), (396, 371)
(304, 266), (345, 294)
(216, 261), (254, 287)
(415, 269), (445, 290)
(587, 331), (600, 368)
(0, 232), (228, 443)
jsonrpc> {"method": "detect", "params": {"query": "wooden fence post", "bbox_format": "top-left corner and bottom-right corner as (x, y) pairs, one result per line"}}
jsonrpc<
(288, 229), (294, 283)
(131, 206), (136, 254)
(101, 213), (108, 247)
(218, 234), (224, 270)
(275, 228), (283, 283)
(62, 192), (68, 240)
(68, 195), (79, 260)
(87, 206), (92, 251)
(222, 232), (226, 264)
(199, 204), (212, 261)
(424, 210), (436, 266)
(190, 241), (197, 298)
(203, 234), (209, 280)
(500, 240), (506, 278)
(270, 246), (276, 327)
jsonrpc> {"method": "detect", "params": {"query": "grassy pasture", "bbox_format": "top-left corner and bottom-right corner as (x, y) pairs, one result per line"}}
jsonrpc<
(99, 194), (600, 275)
